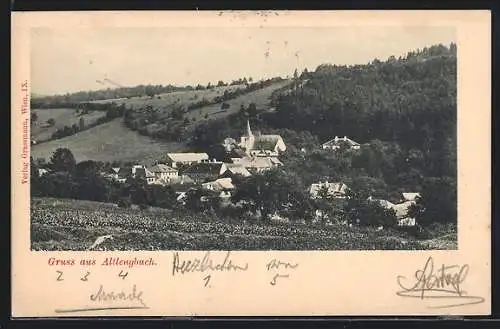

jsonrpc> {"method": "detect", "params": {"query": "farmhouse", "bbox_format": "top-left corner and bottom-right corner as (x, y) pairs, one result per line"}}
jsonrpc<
(372, 198), (417, 227)
(166, 152), (209, 169)
(228, 148), (248, 164)
(38, 168), (49, 177)
(309, 181), (349, 199)
(167, 174), (195, 186)
(322, 136), (361, 151)
(149, 164), (178, 184)
(181, 160), (228, 183)
(238, 119), (286, 157)
(134, 167), (156, 185)
(201, 177), (235, 200)
(237, 156), (283, 173)
(221, 163), (252, 178)
(401, 192), (421, 202)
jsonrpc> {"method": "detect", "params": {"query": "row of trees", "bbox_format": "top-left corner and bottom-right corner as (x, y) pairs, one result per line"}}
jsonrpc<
(42, 103), (127, 141)
(31, 148), (456, 231)
(31, 84), (194, 108)
(31, 76), (272, 109)
(122, 77), (284, 143)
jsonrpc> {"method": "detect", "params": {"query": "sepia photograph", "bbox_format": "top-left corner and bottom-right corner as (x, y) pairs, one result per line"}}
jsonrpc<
(28, 25), (459, 251)
(12, 11), (491, 318)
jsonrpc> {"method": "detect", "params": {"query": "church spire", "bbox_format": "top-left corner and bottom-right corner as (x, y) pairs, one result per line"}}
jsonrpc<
(246, 118), (253, 137)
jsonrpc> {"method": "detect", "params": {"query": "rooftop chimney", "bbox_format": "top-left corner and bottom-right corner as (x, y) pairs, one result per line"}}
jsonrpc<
(334, 136), (338, 141)
(343, 136), (347, 141)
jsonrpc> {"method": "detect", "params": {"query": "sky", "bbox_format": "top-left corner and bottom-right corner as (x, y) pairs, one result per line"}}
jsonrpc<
(30, 26), (456, 96)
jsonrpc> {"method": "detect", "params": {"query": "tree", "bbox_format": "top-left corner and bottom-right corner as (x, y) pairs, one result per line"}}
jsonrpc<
(147, 185), (177, 209)
(79, 117), (86, 130)
(145, 85), (156, 98)
(344, 190), (397, 227)
(217, 80), (226, 87)
(232, 169), (306, 222)
(247, 103), (257, 118)
(408, 176), (457, 227)
(47, 118), (56, 126)
(31, 112), (38, 124)
(49, 148), (76, 172)
(73, 161), (109, 201)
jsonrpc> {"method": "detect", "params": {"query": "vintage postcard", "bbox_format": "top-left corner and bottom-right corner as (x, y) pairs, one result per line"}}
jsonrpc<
(11, 10), (491, 317)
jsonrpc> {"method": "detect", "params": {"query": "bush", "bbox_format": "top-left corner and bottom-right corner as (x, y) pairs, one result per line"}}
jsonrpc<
(118, 198), (131, 208)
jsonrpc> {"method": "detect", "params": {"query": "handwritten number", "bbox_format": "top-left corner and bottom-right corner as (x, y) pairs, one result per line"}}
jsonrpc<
(80, 272), (90, 281)
(118, 270), (128, 280)
(270, 274), (290, 286)
(56, 271), (64, 281)
(203, 275), (211, 287)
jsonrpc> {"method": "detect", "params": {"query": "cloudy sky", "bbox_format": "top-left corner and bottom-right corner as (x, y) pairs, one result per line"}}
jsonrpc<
(31, 26), (455, 95)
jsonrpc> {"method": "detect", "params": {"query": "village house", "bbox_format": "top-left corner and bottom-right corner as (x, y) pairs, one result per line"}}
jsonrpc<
(221, 163), (252, 179)
(149, 164), (178, 184)
(237, 156), (283, 173)
(228, 148), (248, 164)
(166, 152), (209, 169)
(401, 192), (421, 202)
(371, 198), (417, 227)
(181, 160), (228, 184)
(322, 136), (361, 151)
(237, 119), (286, 157)
(134, 167), (156, 185)
(309, 181), (349, 199)
(167, 174), (195, 186)
(38, 168), (49, 177)
(201, 177), (235, 200)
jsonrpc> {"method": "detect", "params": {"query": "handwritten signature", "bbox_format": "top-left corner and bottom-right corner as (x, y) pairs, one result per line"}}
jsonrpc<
(54, 284), (148, 313)
(89, 284), (147, 307)
(172, 251), (249, 276)
(396, 256), (485, 309)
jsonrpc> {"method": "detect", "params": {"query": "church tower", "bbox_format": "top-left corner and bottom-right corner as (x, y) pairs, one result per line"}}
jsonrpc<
(246, 118), (253, 138)
(239, 118), (255, 154)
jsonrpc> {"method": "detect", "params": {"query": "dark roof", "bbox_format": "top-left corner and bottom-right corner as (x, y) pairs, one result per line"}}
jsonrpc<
(118, 167), (131, 177)
(253, 135), (281, 150)
(230, 148), (247, 158)
(182, 162), (225, 175)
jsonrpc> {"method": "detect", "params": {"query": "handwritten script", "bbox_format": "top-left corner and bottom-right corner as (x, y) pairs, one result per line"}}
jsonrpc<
(172, 251), (249, 276)
(266, 259), (299, 285)
(55, 284), (148, 313)
(396, 256), (485, 309)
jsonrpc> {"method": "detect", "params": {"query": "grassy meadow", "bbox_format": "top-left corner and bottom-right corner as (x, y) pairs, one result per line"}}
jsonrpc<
(31, 108), (106, 143)
(30, 118), (184, 163)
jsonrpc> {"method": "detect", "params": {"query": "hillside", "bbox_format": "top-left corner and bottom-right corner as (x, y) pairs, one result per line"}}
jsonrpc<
(123, 79), (292, 143)
(31, 108), (106, 143)
(30, 118), (184, 164)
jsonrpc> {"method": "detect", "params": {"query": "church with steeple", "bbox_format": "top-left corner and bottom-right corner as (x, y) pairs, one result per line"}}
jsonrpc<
(237, 119), (286, 157)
